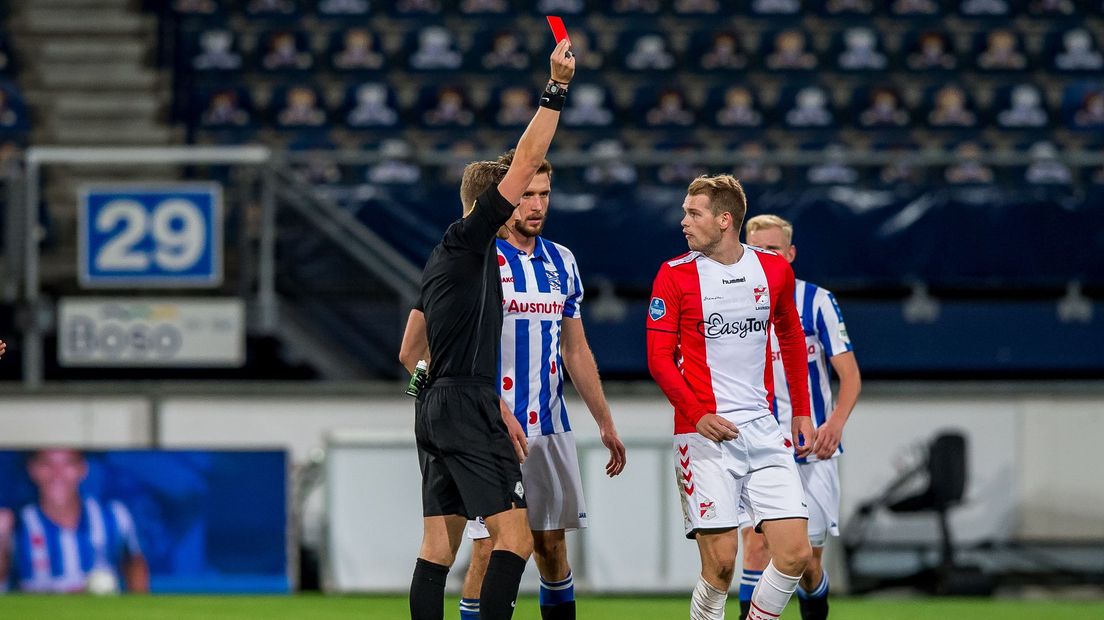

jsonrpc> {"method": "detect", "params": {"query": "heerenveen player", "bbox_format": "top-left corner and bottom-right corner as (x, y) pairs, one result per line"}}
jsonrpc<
(646, 174), (816, 620)
(458, 150), (627, 620)
(399, 38), (576, 620)
(735, 215), (862, 620)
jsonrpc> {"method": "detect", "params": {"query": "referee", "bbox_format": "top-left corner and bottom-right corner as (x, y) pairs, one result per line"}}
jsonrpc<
(404, 38), (576, 620)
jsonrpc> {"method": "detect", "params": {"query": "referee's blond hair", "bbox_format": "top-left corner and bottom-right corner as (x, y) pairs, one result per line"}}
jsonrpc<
(745, 214), (794, 245)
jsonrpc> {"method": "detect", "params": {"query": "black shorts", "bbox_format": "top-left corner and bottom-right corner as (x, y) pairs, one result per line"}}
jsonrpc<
(415, 377), (526, 519)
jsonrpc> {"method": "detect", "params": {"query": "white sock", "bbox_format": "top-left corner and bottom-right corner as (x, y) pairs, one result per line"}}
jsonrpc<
(690, 574), (728, 620)
(747, 560), (801, 620)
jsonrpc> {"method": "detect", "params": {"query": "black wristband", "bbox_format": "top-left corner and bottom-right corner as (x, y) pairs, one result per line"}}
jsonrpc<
(539, 81), (567, 111)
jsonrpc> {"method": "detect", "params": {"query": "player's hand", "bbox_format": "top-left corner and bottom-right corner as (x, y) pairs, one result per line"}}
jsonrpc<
(792, 416), (816, 459)
(599, 425), (626, 477)
(0, 339), (7, 359)
(500, 400), (528, 464)
(812, 417), (843, 460)
(550, 38), (575, 84)
(696, 414), (739, 442)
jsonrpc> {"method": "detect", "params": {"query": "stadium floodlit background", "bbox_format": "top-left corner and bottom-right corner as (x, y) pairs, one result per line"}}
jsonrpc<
(0, 0), (1101, 618)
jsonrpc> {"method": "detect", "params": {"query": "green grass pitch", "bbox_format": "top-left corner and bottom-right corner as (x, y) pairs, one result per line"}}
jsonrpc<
(3, 595), (1103, 619)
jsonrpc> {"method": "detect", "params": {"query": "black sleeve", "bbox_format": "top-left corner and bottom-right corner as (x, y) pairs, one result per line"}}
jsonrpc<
(452, 184), (515, 252)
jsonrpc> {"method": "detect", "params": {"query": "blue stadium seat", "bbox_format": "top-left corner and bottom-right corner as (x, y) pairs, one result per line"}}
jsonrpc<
(559, 82), (619, 130)
(850, 85), (913, 130)
(468, 30), (532, 73)
(413, 84), (479, 129)
(685, 29), (752, 73)
(899, 28), (960, 72)
(485, 85), (538, 129)
(605, 0), (663, 17)
(0, 82), (29, 135)
(990, 83), (1052, 133)
(777, 83), (837, 130)
(388, 0), (444, 17)
(671, 0), (726, 17)
(194, 86), (257, 129)
(327, 28), (387, 73)
(340, 82), (401, 130)
(1060, 82), (1104, 131)
(887, 0), (946, 18)
(817, 0), (876, 17)
(760, 28), (819, 72)
(184, 28), (244, 73)
(703, 84), (768, 129)
(921, 83), (982, 131)
(403, 26), (466, 72)
(632, 85), (698, 129)
(455, 0), (516, 19)
(243, 0), (305, 20)
(312, 0), (372, 18)
(829, 26), (891, 72)
(971, 27), (1030, 72)
(955, 0), (1014, 18)
(746, 0), (804, 19)
(617, 31), (679, 72)
(1043, 27), (1104, 73)
(268, 84), (330, 129)
(255, 29), (316, 73)
(525, 0), (589, 16)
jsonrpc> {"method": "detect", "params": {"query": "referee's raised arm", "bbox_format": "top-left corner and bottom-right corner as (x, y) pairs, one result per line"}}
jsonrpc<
(496, 38), (575, 206)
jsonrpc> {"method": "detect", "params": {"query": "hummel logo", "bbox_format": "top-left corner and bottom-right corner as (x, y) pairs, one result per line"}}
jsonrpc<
(722, 277), (746, 285)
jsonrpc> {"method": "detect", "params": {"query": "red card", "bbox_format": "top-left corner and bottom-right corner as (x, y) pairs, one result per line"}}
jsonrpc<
(546, 16), (569, 44)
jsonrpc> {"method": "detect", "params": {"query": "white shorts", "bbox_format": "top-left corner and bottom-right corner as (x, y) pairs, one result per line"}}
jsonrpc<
(738, 457), (840, 547)
(467, 431), (587, 539)
(677, 414), (808, 539)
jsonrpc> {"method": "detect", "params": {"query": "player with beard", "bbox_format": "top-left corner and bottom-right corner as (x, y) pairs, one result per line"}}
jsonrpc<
(402, 151), (627, 620)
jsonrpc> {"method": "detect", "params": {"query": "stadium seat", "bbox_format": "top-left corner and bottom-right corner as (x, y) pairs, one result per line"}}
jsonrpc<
(618, 31), (679, 72)
(760, 28), (819, 72)
(632, 86), (698, 129)
(185, 28), (245, 73)
(312, 0), (372, 18)
(403, 26), (466, 72)
(269, 85), (330, 129)
(255, 29), (316, 72)
(327, 28), (387, 73)
(1060, 82), (1104, 131)
(485, 85), (539, 128)
(1043, 27), (1104, 73)
(971, 28), (1030, 72)
(243, 0), (305, 20)
(830, 26), (891, 72)
(899, 28), (960, 72)
(703, 84), (767, 129)
(340, 82), (401, 130)
(414, 84), (479, 129)
(685, 29), (752, 73)
(469, 30), (531, 73)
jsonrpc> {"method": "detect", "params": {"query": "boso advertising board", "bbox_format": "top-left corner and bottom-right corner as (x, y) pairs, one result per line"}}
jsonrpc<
(58, 298), (244, 367)
(78, 184), (222, 288)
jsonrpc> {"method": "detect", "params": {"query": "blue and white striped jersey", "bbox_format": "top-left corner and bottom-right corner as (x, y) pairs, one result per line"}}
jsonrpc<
(12, 497), (142, 593)
(770, 279), (854, 462)
(496, 237), (584, 437)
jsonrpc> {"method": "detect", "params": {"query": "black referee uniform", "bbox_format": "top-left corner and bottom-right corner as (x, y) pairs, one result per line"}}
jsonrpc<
(415, 184), (526, 520)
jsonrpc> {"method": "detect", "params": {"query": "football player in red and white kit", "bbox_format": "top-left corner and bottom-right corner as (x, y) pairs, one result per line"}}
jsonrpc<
(647, 175), (816, 620)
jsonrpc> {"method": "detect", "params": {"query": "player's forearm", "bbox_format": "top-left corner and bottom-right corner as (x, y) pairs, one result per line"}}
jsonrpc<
(830, 360), (862, 426)
(563, 347), (614, 431)
(647, 331), (709, 424)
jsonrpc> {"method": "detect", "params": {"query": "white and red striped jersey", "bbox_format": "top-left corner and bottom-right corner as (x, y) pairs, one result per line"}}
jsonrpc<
(646, 246), (811, 435)
(770, 279), (853, 462)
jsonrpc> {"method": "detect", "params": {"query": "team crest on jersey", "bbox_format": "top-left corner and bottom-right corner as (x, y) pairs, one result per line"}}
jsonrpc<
(649, 297), (667, 321)
(699, 501), (716, 520)
(753, 285), (770, 310)
(545, 270), (561, 291)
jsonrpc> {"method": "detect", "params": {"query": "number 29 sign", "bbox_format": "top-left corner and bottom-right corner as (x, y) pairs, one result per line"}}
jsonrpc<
(78, 184), (223, 288)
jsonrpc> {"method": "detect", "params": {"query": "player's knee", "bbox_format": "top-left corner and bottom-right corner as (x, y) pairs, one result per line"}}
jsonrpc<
(419, 540), (458, 567)
(700, 547), (737, 586)
(495, 525), (534, 558)
(742, 535), (771, 569)
(774, 541), (812, 576)
(533, 533), (564, 561)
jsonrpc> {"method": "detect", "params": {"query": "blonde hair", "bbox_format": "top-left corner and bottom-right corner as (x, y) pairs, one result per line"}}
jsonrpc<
(459, 161), (509, 215)
(745, 214), (794, 245)
(686, 174), (747, 229)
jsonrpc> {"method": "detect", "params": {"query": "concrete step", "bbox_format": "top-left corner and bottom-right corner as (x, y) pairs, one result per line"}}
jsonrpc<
(48, 95), (162, 120)
(20, 10), (151, 35)
(46, 121), (178, 145)
(30, 0), (134, 8)
(37, 39), (148, 63)
(33, 65), (160, 90)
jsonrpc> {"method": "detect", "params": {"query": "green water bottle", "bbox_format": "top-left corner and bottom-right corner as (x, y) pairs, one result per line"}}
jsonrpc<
(406, 360), (428, 397)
